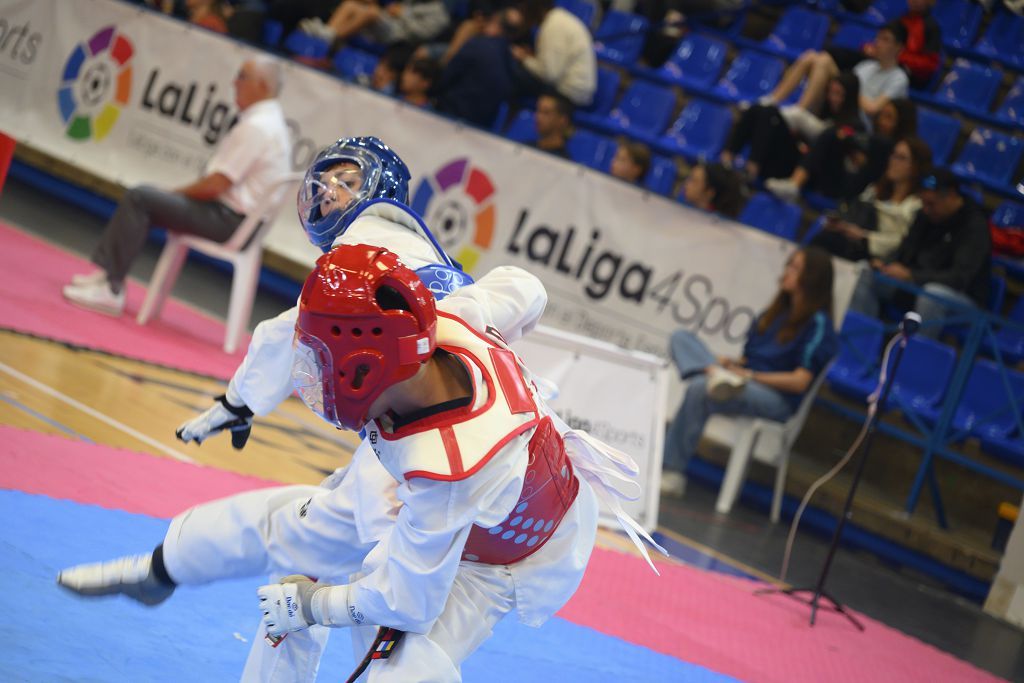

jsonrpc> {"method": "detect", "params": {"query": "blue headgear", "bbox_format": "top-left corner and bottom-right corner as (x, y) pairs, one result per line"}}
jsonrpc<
(297, 137), (411, 252)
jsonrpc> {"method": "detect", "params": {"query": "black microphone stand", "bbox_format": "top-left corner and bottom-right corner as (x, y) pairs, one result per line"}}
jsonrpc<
(754, 312), (922, 630)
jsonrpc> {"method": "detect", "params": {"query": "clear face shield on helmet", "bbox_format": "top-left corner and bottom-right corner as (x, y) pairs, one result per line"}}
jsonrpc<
(291, 332), (337, 427)
(297, 145), (384, 249)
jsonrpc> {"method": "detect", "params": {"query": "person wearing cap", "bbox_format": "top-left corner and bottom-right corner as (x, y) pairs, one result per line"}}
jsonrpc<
(62, 56), (292, 317)
(847, 168), (991, 337)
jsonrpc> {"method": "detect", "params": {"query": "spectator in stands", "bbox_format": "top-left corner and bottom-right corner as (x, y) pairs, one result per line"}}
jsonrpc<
(300, 0), (451, 51)
(811, 136), (932, 262)
(186, 0), (230, 33)
(680, 162), (744, 218)
(62, 57), (292, 317)
(370, 44), (415, 94)
(434, 8), (525, 127)
(609, 140), (652, 185)
(637, 0), (744, 67)
(847, 168), (992, 338)
(661, 247), (838, 497)
(266, 0), (338, 35)
(722, 72), (862, 183)
(767, 21), (909, 119)
(512, 0), (597, 106)
(766, 98), (917, 202)
(532, 93), (574, 159)
(826, 0), (941, 89)
(397, 55), (440, 108)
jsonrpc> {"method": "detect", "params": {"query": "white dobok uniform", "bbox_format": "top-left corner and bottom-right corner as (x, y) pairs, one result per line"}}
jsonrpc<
(161, 265), (656, 682)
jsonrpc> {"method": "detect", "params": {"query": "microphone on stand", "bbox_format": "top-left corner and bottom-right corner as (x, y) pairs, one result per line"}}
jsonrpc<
(900, 311), (922, 338)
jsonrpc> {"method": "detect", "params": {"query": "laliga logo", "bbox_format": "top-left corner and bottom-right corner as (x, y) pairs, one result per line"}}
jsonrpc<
(57, 26), (133, 141)
(410, 158), (496, 273)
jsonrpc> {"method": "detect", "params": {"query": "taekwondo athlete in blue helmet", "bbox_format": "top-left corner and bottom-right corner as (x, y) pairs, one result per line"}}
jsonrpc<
(175, 136), (472, 447)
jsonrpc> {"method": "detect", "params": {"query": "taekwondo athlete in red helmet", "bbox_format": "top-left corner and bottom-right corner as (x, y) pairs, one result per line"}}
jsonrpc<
(58, 245), (665, 682)
(255, 244), (667, 682)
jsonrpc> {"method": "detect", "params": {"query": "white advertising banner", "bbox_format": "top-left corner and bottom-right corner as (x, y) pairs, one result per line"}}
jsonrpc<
(513, 325), (669, 531)
(0, 0), (856, 365)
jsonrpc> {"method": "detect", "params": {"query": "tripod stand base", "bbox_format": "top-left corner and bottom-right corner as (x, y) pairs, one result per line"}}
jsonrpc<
(754, 586), (865, 631)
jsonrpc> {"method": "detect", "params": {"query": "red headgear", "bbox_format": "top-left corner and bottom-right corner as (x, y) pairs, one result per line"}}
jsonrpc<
(291, 244), (437, 431)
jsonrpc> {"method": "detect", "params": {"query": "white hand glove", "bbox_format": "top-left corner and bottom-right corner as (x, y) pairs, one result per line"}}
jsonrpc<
(257, 575), (332, 637)
(176, 394), (253, 449)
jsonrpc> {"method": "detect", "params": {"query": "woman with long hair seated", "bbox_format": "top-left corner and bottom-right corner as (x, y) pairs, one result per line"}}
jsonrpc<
(661, 247), (839, 497)
(810, 136), (932, 262)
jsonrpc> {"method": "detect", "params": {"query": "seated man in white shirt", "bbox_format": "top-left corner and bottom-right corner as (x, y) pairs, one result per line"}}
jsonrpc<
(766, 21), (909, 119)
(62, 56), (293, 317)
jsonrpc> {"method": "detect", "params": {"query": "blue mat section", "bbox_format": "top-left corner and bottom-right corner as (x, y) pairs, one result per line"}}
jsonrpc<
(1, 490), (738, 682)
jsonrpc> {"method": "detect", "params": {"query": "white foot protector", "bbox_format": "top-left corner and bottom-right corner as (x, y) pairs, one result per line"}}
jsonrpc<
(57, 554), (175, 606)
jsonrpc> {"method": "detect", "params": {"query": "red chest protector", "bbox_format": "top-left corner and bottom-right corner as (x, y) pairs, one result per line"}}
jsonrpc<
(366, 312), (579, 566)
(461, 415), (579, 565)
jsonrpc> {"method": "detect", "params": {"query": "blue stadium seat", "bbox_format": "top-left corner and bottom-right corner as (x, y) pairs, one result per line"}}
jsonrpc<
(283, 30), (330, 60)
(884, 337), (957, 416)
(946, 275), (1009, 343)
(915, 108), (960, 167)
(262, 20), (285, 47)
(575, 67), (621, 127)
(707, 50), (786, 104)
(738, 193), (802, 240)
(982, 296), (1024, 366)
(801, 215), (826, 245)
(567, 130), (615, 170)
(950, 127), (1024, 192)
(504, 110), (537, 144)
(917, 59), (1002, 119)
(934, 360), (1024, 440)
(968, 9), (1024, 72)
(594, 11), (649, 66)
(746, 7), (831, 61)
(931, 0), (982, 51)
(644, 155), (678, 195)
(647, 34), (728, 93)
(839, 0), (907, 26)
(654, 98), (732, 161)
(556, 0), (597, 30)
(994, 77), (1024, 128)
(827, 311), (886, 401)
(828, 21), (876, 52)
(593, 81), (676, 140)
(333, 48), (379, 84)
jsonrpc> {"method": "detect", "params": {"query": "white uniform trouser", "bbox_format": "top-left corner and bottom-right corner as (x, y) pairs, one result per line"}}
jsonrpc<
(162, 441), (395, 683)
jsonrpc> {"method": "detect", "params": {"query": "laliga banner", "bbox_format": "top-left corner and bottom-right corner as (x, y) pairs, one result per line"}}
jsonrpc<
(513, 326), (669, 532)
(0, 0), (856, 366)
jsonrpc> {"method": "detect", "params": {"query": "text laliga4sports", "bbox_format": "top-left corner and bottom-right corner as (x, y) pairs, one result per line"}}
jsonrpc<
(506, 209), (756, 342)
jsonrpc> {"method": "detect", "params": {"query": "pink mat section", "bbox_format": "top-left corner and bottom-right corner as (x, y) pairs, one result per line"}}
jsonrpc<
(0, 425), (1004, 683)
(0, 426), (278, 517)
(560, 547), (1004, 683)
(0, 221), (248, 379)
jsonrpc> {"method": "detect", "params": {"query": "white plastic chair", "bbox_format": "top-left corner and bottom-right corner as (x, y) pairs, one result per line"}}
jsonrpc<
(136, 173), (302, 354)
(703, 360), (835, 523)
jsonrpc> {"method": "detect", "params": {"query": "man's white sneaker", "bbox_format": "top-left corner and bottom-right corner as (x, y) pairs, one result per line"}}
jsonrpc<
(62, 280), (125, 316)
(660, 470), (687, 498)
(57, 554), (175, 606)
(71, 270), (109, 286)
(706, 366), (748, 402)
(765, 178), (800, 203)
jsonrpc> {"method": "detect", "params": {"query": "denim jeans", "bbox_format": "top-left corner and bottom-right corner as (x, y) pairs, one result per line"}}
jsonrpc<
(848, 269), (978, 340)
(663, 330), (795, 474)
